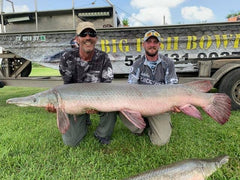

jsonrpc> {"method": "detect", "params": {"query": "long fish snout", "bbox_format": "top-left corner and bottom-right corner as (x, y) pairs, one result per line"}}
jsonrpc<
(6, 96), (37, 107)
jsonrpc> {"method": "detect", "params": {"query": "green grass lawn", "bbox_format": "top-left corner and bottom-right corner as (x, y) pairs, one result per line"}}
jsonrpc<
(30, 63), (60, 76)
(0, 64), (240, 179)
(0, 86), (239, 179)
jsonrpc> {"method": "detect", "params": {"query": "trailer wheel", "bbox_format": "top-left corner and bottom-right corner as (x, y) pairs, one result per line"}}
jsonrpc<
(1, 58), (32, 77)
(0, 81), (4, 88)
(218, 68), (240, 110)
(20, 60), (32, 77)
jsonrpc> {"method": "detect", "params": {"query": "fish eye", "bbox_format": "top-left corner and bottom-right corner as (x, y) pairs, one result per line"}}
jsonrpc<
(33, 98), (37, 103)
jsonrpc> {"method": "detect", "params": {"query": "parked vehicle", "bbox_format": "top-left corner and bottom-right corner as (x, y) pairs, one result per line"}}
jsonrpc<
(0, 7), (239, 109)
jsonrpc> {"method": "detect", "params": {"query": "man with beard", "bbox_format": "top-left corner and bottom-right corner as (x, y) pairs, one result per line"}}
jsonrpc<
(48, 22), (117, 146)
(121, 30), (178, 146)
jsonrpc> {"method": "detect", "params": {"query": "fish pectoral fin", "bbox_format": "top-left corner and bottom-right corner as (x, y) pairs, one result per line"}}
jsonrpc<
(120, 109), (146, 129)
(179, 104), (202, 120)
(56, 108), (70, 134)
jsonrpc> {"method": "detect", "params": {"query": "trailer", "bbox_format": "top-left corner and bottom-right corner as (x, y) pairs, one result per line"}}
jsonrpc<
(0, 7), (239, 110)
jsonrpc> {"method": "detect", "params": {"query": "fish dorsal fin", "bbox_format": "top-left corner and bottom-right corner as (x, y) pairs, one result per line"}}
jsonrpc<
(179, 104), (202, 120)
(184, 80), (213, 92)
(57, 107), (70, 134)
(120, 109), (146, 129)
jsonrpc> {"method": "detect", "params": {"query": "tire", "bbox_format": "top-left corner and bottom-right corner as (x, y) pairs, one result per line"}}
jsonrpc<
(1, 58), (32, 77)
(0, 81), (4, 88)
(218, 68), (240, 110)
(20, 60), (32, 77)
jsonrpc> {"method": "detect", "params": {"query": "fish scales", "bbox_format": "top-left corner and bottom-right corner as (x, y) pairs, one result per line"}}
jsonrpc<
(6, 80), (231, 133)
(127, 155), (229, 180)
(55, 83), (209, 115)
(57, 83), (155, 114)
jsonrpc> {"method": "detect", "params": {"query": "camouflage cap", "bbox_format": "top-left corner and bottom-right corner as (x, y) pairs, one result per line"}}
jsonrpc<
(143, 30), (161, 42)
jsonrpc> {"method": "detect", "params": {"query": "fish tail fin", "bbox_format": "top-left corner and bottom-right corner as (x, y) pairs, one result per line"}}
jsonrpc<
(203, 93), (231, 125)
(184, 80), (213, 92)
(214, 155), (229, 167)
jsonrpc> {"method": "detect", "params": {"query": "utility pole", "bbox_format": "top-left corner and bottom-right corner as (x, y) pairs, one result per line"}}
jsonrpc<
(105, 0), (117, 27)
(34, 0), (38, 31)
(0, 0), (4, 32)
(6, 0), (14, 12)
(72, 0), (75, 29)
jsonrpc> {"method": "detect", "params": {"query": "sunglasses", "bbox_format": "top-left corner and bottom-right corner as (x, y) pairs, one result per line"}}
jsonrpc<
(79, 30), (97, 37)
(145, 31), (160, 38)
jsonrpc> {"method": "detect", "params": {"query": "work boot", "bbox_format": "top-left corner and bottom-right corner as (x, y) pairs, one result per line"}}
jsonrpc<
(86, 118), (92, 126)
(94, 132), (110, 145)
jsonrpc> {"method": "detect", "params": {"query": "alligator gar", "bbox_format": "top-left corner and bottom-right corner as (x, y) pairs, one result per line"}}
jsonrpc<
(6, 80), (231, 134)
(127, 155), (229, 180)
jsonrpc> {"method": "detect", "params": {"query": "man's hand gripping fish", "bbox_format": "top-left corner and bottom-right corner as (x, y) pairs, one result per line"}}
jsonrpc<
(6, 80), (231, 134)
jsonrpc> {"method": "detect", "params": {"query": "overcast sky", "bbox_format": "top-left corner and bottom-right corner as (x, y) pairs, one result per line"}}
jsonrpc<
(2, 0), (239, 26)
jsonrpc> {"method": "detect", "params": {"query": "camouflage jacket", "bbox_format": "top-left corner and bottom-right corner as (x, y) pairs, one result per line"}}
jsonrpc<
(128, 53), (178, 85)
(59, 48), (113, 84)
